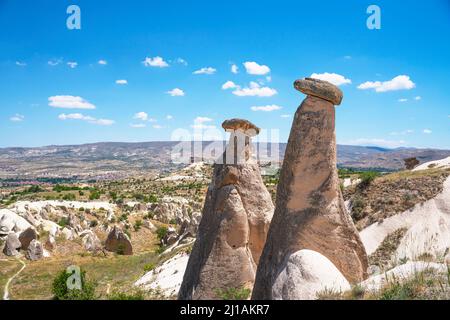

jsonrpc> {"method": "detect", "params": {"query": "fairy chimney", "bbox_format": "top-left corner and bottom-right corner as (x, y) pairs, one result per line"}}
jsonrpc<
(252, 78), (368, 300)
(178, 119), (274, 300)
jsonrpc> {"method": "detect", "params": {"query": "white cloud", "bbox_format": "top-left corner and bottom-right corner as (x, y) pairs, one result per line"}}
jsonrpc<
(175, 58), (188, 66)
(358, 75), (416, 92)
(191, 116), (214, 129)
(398, 98), (408, 102)
(415, 96), (422, 101)
(280, 114), (291, 118)
(194, 116), (213, 123)
(310, 72), (352, 86)
(130, 123), (146, 128)
(231, 64), (238, 74)
(49, 96), (96, 109)
(115, 79), (128, 85)
(143, 56), (169, 68)
(133, 112), (148, 121)
(166, 88), (185, 96)
(423, 129), (432, 134)
(166, 115), (173, 120)
(232, 81), (277, 97)
(10, 114), (24, 122)
(58, 113), (114, 126)
(152, 124), (164, 129)
(58, 113), (94, 121)
(222, 81), (239, 90)
(347, 138), (407, 148)
(191, 124), (216, 129)
(390, 129), (414, 136)
(15, 61), (26, 67)
(251, 104), (282, 112)
(48, 59), (63, 66)
(243, 61), (270, 75)
(98, 60), (107, 65)
(67, 61), (78, 69)
(95, 119), (115, 126)
(193, 67), (216, 75)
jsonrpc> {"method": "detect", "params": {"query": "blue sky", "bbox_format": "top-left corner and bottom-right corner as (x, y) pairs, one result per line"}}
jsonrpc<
(1, 0), (449, 148)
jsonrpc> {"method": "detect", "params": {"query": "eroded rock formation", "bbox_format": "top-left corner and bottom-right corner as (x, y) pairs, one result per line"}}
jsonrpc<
(252, 78), (368, 300)
(105, 226), (133, 255)
(178, 119), (274, 300)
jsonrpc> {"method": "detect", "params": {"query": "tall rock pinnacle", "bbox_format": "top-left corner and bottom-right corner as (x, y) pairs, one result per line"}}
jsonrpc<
(252, 78), (368, 300)
(178, 119), (274, 300)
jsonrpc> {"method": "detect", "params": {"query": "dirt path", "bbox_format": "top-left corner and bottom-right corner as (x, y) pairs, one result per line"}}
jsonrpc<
(3, 258), (26, 300)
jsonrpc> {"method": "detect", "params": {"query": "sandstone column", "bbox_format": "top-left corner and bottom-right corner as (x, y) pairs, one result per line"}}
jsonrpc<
(252, 78), (368, 300)
(178, 119), (274, 300)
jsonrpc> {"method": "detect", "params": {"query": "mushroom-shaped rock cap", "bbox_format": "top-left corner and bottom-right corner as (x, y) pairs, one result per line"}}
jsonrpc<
(222, 118), (260, 136)
(294, 77), (343, 106)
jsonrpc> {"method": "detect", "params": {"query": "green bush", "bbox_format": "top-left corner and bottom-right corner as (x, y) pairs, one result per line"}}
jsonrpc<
(62, 193), (76, 201)
(359, 171), (380, 188)
(26, 185), (44, 193)
(156, 226), (168, 241)
(143, 263), (156, 273)
(134, 219), (143, 231)
(57, 217), (70, 228)
(148, 194), (158, 203)
(89, 190), (101, 200)
(52, 268), (96, 300)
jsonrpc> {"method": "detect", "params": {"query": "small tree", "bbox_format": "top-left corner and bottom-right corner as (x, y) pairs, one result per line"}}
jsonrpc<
(52, 268), (96, 300)
(404, 157), (420, 170)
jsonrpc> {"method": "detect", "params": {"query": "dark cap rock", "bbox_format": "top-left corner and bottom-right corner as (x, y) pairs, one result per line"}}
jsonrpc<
(294, 77), (343, 105)
(222, 118), (260, 136)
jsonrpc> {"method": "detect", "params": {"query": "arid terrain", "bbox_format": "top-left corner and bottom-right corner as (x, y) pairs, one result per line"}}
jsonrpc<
(2, 142), (450, 181)
(1, 142), (450, 300)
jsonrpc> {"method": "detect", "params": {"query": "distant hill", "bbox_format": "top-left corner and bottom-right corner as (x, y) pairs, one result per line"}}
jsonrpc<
(1, 141), (450, 180)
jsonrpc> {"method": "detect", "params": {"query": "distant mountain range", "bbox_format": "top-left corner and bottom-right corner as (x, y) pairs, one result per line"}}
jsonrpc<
(1, 141), (449, 180)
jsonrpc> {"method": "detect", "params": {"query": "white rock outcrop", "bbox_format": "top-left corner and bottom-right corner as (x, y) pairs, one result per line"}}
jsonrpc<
(360, 176), (450, 262)
(0, 209), (32, 237)
(272, 249), (351, 300)
(413, 156), (450, 172)
(135, 252), (190, 298)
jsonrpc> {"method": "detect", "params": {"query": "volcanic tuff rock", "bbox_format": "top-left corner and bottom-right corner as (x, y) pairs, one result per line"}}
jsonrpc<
(178, 119), (274, 300)
(18, 227), (38, 251)
(3, 233), (22, 256)
(105, 226), (133, 255)
(252, 78), (368, 300)
(26, 239), (44, 261)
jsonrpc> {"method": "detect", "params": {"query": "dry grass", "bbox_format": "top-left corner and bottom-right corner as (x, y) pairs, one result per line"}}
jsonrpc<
(344, 168), (450, 230)
(318, 266), (450, 300)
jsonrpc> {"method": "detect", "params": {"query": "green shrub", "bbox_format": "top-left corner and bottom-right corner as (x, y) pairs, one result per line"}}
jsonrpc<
(359, 171), (379, 188)
(57, 217), (70, 228)
(215, 286), (251, 300)
(134, 219), (143, 231)
(89, 190), (101, 200)
(156, 226), (168, 241)
(62, 193), (76, 201)
(52, 268), (96, 300)
(143, 263), (156, 273)
(148, 194), (158, 203)
(351, 196), (366, 220)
